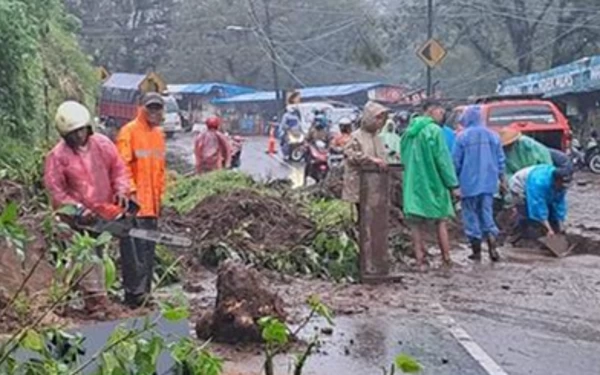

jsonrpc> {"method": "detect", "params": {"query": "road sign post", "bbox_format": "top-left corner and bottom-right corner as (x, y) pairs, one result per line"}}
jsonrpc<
(417, 39), (447, 96)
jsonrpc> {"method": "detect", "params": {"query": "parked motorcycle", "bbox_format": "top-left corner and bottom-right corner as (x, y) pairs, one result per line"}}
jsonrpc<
(571, 138), (600, 174)
(304, 140), (329, 185)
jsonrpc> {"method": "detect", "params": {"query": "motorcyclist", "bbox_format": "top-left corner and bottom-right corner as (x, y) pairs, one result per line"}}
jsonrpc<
(279, 106), (302, 158)
(44, 101), (130, 316)
(331, 117), (353, 149)
(306, 113), (330, 145)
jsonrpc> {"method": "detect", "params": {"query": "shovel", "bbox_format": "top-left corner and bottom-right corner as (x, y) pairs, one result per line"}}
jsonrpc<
(537, 234), (573, 258)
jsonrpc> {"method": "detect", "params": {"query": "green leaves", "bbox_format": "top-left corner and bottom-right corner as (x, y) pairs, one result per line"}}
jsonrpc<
(170, 338), (223, 375)
(160, 293), (190, 322)
(307, 295), (334, 326)
(394, 354), (423, 374)
(103, 254), (117, 291)
(258, 317), (290, 346)
(21, 329), (44, 353)
(0, 201), (30, 261)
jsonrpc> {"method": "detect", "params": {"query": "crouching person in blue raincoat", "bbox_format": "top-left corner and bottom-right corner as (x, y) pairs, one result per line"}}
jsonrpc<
(509, 164), (571, 238)
(453, 105), (506, 262)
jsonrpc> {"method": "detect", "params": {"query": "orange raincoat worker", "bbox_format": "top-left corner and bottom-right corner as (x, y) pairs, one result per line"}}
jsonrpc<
(194, 116), (232, 174)
(44, 101), (130, 315)
(116, 92), (166, 308)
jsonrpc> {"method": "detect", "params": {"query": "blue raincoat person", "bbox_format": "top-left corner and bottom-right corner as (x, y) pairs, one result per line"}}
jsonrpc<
(441, 124), (456, 153)
(453, 105), (506, 261)
(524, 165), (568, 235)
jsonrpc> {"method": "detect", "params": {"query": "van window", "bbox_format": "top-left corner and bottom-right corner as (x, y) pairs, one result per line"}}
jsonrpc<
(164, 97), (180, 113)
(488, 104), (557, 126)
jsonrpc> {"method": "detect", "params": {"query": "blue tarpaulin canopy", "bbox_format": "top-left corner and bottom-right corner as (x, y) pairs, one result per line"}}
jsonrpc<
(168, 83), (256, 97)
(497, 55), (600, 98)
(213, 82), (385, 104)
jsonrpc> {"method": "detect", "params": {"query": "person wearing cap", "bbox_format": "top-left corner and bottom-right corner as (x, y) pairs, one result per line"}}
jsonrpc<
(401, 100), (459, 271)
(509, 164), (570, 238)
(453, 106), (505, 262)
(44, 101), (130, 315)
(499, 129), (552, 178)
(194, 116), (232, 174)
(116, 92), (166, 308)
(331, 117), (353, 149)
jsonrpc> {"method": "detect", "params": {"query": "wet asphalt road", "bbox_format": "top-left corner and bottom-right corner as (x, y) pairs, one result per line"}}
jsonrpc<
(167, 132), (600, 375)
(167, 132), (303, 184)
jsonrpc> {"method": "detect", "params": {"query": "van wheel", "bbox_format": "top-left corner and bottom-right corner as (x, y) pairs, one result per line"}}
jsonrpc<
(589, 153), (600, 174)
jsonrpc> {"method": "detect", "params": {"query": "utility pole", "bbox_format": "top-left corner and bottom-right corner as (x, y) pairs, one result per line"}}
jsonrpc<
(426, 0), (433, 97)
(262, 0), (282, 111)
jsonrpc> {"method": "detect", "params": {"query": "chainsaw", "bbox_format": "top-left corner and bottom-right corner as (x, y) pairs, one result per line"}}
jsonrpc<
(71, 201), (192, 248)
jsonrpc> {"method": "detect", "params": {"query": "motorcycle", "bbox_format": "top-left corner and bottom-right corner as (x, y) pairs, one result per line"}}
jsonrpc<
(304, 140), (329, 185)
(327, 146), (345, 169)
(283, 129), (306, 162)
(229, 135), (244, 169)
(571, 138), (600, 174)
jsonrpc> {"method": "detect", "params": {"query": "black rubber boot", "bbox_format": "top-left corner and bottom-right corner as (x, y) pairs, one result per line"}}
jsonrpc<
(488, 236), (500, 262)
(468, 239), (482, 261)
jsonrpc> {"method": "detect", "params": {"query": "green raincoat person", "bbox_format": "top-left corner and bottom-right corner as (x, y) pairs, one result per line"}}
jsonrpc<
(400, 101), (459, 270)
(499, 130), (552, 178)
(401, 116), (458, 219)
(380, 118), (402, 163)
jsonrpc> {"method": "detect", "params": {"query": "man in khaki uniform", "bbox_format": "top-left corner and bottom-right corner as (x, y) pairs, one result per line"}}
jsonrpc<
(342, 101), (389, 209)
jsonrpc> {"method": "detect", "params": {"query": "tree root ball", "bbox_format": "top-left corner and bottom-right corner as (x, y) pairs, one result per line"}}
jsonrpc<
(194, 261), (287, 344)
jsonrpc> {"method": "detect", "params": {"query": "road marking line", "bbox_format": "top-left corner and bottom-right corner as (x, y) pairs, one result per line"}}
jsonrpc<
(432, 303), (510, 375)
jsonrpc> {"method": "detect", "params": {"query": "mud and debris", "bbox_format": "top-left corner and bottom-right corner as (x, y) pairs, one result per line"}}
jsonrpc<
(163, 189), (314, 254)
(195, 261), (287, 344)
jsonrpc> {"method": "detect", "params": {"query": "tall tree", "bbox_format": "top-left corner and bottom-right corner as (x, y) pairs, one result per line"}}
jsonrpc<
(65, 0), (173, 73)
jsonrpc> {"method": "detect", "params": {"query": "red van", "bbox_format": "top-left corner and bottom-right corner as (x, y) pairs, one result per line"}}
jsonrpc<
(449, 96), (572, 151)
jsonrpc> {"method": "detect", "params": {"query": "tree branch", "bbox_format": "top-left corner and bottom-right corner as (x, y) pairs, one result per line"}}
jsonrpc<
(468, 36), (514, 75)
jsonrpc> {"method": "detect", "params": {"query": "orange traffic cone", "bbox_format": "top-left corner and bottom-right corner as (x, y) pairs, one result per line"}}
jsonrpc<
(266, 126), (277, 155)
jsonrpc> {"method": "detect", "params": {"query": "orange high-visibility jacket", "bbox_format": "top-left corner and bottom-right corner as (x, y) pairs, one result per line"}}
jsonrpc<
(116, 110), (166, 217)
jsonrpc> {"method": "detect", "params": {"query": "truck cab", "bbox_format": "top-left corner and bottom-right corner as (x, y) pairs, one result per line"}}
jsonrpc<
(449, 96), (572, 151)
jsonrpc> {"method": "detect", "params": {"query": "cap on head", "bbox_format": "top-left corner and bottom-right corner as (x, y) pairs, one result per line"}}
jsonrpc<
(206, 116), (222, 130)
(55, 101), (92, 136)
(499, 129), (522, 146)
(141, 92), (165, 108)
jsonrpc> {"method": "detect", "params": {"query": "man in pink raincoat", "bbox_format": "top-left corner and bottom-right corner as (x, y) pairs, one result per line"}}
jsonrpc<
(44, 101), (129, 316)
(194, 116), (232, 174)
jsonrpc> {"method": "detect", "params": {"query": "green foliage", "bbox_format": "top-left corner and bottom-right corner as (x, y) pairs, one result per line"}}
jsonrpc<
(0, 0), (97, 143)
(0, 202), (30, 261)
(382, 354), (423, 375)
(259, 297), (335, 375)
(306, 199), (353, 232)
(395, 354), (423, 373)
(259, 317), (290, 346)
(153, 244), (181, 286)
(164, 170), (258, 214)
(160, 292), (191, 322)
(170, 338), (223, 375)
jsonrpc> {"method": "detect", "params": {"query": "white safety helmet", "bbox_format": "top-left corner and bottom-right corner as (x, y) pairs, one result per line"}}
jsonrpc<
(55, 101), (92, 136)
(338, 117), (352, 126)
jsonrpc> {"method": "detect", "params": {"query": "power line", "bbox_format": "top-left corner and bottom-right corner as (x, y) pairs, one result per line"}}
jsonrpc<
(442, 10), (600, 93)
(456, 0), (600, 30)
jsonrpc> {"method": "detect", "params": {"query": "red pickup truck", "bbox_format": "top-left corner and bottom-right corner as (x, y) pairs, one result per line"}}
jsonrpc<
(448, 96), (572, 151)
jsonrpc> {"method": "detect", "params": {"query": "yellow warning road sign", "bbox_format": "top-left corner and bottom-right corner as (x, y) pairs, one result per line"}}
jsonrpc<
(417, 39), (447, 68)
